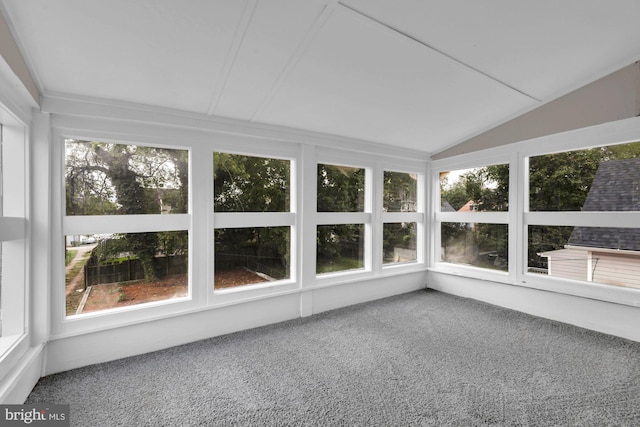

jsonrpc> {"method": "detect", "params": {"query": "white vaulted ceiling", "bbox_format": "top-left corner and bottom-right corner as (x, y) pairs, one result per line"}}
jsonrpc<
(2, 0), (640, 154)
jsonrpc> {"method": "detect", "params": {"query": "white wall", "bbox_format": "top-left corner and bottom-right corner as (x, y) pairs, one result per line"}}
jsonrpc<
(428, 270), (640, 343)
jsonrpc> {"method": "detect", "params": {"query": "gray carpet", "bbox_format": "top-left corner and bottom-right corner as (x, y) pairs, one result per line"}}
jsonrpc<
(27, 289), (640, 426)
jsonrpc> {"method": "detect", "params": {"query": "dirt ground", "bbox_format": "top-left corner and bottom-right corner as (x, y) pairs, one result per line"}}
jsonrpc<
(81, 275), (188, 313)
(214, 267), (269, 289)
(78, 268), (268, 314)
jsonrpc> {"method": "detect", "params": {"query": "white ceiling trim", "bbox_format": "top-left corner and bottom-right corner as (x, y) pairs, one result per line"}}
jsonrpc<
(250, 1), (339, 122)
(43, 92), (431, 161)
(207, 0), (258, 116)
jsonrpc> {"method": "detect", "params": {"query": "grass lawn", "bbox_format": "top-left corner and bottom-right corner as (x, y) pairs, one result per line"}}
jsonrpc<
(316, 256), (364, 274)
(65, 249), (78, 266)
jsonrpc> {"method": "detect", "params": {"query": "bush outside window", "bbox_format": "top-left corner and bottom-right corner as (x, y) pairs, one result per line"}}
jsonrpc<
(316, 224), (365, 274)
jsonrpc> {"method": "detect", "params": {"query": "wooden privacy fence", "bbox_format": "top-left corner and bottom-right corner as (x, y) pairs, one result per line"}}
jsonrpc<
(84, 255), (187, 288)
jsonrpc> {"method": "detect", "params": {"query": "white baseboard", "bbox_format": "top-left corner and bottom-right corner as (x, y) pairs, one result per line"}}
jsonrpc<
(0, 344), (45, 403)
(44, 272), (427, 375)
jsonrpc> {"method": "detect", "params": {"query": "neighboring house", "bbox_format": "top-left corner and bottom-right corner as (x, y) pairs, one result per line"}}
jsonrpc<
(441, 201), (456, 213)
(541, 158), (640, 288)
(457, 200), (479, 212)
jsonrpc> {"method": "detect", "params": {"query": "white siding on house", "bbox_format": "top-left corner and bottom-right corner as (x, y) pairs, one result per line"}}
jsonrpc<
(592, 252), (640, 289)
(546, 249), (588, 282)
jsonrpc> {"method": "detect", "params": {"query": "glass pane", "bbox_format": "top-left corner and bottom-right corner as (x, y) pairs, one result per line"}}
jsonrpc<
(441, 223), (508, 271)
(530, 225), (640, 288)
(527, 225), (574, 273)
(384, 171), (417, 212)
(383, 222), (417, 265)
(439, 165), (509, 212)
(317, 224), (365, 274)
(214, 227), (290, 289)
(65, 139), (188, 216)
(65, 231), (188, 316)
(214, 153), (290, 212)
(529, 141), (640, 211)
(317, 164), (365, 212)
(0, 124), (3, 333)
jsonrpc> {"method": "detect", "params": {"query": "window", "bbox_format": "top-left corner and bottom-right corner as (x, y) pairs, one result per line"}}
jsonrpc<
(527, 141), (640, 289)
(64, 139), (189, 316)
(437, 164), (509, 272)
(382, 171), (420, 265)
(0, 113), (28, 339)
(441, 222), (508, 271)
(213, 153), (292, 289)
(316, 164), (368, 274)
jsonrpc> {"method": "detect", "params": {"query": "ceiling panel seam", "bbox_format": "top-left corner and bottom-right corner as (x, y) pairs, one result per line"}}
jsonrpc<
(250, 1), (339, 123)
(0, 1), (44, 96)
(207, 0), (258, 116)
(338, 2), (541, 103)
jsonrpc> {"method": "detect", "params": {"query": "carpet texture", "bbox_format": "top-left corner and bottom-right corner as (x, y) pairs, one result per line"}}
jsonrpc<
(27, 290), (640, 426)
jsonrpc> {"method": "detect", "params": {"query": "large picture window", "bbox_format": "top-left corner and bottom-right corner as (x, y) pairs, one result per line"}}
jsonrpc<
(438, 164), (509, 272)
(382, 171), (420, 265)
(213, 153), (292, 289)
(0, 115), (28, 339)
(527, 141), (640, 289)
(64, 139), (190, 316)
(316, 164), (368, 275)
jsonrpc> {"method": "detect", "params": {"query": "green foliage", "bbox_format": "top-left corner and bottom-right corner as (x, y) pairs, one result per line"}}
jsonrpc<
(66, 140), (189, 282)
(65, 140), (188, 216)
(529, 149), (603, 211)
(214, 227), (289, 279)
(65, 249), (77, 266)
(213, 153), (291, 280)
(214, 152), (289, 212)
(317, 164), (365, 212)
(443, 141), (640, 269)
(316, 224), (364, 272)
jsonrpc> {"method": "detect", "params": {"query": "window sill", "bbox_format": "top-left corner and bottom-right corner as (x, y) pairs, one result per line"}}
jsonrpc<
(428, 265), (640, 309)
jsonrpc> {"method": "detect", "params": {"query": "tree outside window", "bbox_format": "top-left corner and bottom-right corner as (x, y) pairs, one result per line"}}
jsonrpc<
(64, 139), (189, 316)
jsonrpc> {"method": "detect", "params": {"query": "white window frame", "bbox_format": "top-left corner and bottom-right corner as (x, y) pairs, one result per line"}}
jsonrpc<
(431, 116), (640, 308)
(517, 119), (640, 307)
(315, 149), (373, 283)
(211, 143), (299, 300)
(314, 149), (427, 286)
(0, 102), (28, 365)
(50, 120), (198, 337)
(431, 151), (515, 282)
(380, 159), (426, 271)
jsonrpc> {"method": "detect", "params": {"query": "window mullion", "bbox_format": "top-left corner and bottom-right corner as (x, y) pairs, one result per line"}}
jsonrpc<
(213, 212), (295, 229)
(316, 212), (371, 225)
